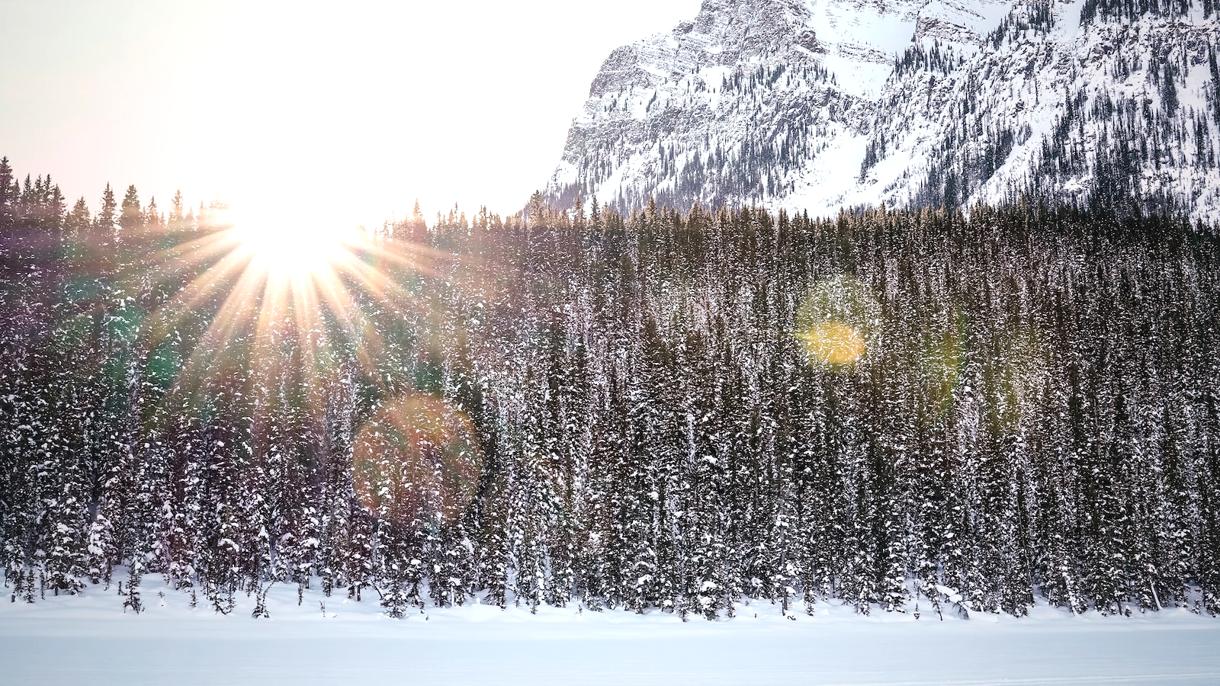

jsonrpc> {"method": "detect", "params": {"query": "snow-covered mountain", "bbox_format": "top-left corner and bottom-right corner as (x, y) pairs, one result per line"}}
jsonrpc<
(544, 0), (1220, 222)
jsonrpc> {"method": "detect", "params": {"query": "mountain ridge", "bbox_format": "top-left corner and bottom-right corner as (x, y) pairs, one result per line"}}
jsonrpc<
(544, 0), (1220, 223)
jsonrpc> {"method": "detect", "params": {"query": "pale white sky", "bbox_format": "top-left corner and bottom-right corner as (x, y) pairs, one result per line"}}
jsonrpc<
(0, 0), (700, 225)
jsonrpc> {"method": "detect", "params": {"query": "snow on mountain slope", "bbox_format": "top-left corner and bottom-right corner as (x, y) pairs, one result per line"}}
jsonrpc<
(545, 0), (1220, 223)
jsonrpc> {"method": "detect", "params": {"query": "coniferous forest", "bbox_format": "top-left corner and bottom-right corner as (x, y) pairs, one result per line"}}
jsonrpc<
(2, 157), (1220, 621)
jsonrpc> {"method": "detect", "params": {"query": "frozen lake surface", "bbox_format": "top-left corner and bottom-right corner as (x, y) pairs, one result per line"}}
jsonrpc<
(2, 584), (1218, 685)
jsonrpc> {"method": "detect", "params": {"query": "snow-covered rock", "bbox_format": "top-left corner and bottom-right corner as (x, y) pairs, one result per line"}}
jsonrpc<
(545, 0), (1220, 223)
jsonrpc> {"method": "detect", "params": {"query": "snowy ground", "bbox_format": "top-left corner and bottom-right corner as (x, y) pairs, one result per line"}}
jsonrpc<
(2, 581), (1219, 685)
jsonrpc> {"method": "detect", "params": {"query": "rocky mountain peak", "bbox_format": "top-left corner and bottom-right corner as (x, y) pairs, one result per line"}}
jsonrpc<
(545, 0), (1220, 223)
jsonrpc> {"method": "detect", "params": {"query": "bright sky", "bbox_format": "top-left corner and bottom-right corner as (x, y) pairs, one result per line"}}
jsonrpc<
(0, 0), (700, 226)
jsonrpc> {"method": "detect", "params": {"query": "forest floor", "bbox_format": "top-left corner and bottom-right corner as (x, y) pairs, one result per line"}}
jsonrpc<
(1, 578), (1218, 685)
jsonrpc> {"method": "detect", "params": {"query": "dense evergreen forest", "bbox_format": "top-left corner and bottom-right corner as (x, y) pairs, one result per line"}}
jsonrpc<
(2, 157), (1219, 620)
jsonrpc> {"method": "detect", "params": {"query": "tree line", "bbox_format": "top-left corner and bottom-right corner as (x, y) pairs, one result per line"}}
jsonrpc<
(2, 157), (1219, 619)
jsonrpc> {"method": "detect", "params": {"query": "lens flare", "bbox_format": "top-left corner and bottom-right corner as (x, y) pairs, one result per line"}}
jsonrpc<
(795, 274), (880, 367)
(921, 313), (1046, 432)
(798, 320), (866, 365)
(77, 194), (500, 538)
(921, 313), (967, 418)
(353, 395), (483, 527)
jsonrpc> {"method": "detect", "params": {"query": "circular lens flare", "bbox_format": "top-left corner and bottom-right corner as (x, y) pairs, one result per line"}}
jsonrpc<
(795, 275), (880, 367)
(353, 395), (483, 528)
(799, 321), (866, 365)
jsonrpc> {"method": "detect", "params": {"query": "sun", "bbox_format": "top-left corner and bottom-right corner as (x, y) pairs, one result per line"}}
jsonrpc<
(228, 205), (357, 280)
(142, 196), (452, 404)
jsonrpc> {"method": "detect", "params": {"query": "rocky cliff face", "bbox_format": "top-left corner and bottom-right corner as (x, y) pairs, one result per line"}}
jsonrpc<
(544, 0), (1220, 222)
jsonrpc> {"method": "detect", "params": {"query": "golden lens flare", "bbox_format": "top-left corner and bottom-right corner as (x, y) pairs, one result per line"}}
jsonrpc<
(353, 395), (483, 527)
(795, 274), (880, 367)
(798, 321), (866, 366)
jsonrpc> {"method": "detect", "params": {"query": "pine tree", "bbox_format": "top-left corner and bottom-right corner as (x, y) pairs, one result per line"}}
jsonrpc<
(118, 185), (141, 234)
